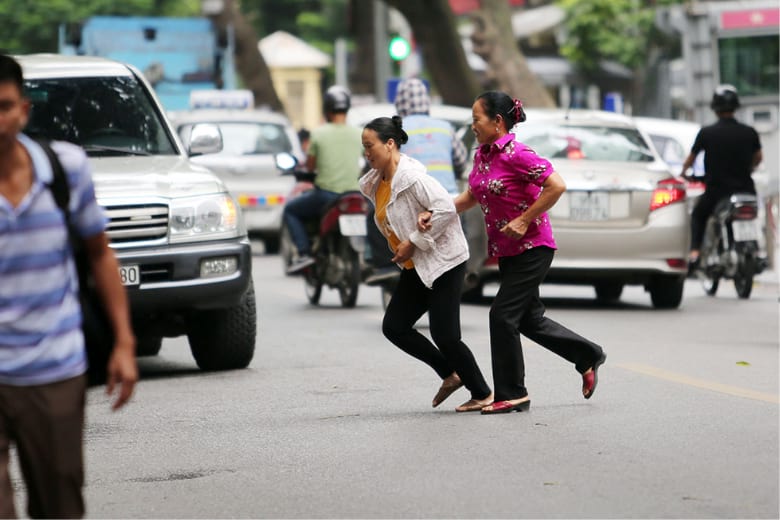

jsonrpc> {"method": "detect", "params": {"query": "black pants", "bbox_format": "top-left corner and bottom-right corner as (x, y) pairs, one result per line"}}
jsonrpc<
(690, 188), (754, 250)
(382, 262), (491, 400)
(366, 208), (394, 268)
(490, 247), (604, 401)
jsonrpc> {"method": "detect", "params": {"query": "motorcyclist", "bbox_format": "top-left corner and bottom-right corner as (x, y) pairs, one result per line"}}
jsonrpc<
(284, 85), (363, 274)
(364, 78), (468, 285)
(680, 84), (763, 273)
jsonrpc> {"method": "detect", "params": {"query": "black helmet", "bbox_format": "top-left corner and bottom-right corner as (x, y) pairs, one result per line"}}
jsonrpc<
(710, 84), (740, 113)
(323, 85), (351, 113)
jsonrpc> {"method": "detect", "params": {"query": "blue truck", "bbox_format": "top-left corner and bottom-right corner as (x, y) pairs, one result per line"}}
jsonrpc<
(59, 16), (237, 111)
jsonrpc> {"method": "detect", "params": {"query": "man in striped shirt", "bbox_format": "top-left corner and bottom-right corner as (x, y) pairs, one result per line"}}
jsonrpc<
(0, 54), (137, 519)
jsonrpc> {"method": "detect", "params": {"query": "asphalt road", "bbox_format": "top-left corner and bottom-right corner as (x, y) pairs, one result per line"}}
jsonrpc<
(10, 254), (780, 519)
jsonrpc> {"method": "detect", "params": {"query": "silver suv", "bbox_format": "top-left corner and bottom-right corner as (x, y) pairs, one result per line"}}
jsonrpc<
(18, 54), (256, 370)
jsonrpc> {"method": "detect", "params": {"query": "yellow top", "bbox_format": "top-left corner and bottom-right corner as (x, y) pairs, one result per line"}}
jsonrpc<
(375, 178), (414, 269)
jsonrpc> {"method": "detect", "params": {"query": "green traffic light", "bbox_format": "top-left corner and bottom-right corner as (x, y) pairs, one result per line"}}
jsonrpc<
(388, 36), (411, 61)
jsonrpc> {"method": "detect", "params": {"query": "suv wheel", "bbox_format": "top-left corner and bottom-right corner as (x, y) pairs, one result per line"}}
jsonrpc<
(136, 336), (163, 357)
(186, 284), (257, 370)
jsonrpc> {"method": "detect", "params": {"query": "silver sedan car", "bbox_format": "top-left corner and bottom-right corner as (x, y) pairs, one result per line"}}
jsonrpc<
(462, 109), (690, 309)
(170, 109), (304, 253)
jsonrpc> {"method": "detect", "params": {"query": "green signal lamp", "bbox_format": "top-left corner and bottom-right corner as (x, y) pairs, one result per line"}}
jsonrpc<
(388, 36), (411, 61)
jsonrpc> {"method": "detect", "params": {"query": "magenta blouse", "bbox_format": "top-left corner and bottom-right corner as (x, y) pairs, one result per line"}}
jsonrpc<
(468, 133), (557, 258)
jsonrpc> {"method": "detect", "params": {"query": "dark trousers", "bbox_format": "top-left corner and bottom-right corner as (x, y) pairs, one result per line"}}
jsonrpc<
(382, 263), (491, 400)
(283, 187), (340, 255)
(0, 375), (86, 519)
(365, 208), (394, 268)
(690, 188), (739, 251)
(490, 247), (604, 401)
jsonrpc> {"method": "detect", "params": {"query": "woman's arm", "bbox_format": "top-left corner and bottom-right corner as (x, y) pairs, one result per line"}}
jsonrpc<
(500, 171), (566, 240)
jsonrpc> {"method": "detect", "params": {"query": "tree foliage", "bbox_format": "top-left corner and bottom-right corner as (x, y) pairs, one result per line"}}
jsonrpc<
(0, 0), (199, 54)
(556, 0), (681, 74)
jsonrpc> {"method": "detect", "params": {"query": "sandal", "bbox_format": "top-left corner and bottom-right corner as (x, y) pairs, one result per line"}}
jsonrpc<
(481, 398), (531, 415)
(582, 352), (607, 399)
(455, 393), (493, 413)
(432, 373), (462, 408)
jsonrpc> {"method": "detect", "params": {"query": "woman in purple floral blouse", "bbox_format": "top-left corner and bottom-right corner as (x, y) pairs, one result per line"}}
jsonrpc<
(420, 91), (607, 414)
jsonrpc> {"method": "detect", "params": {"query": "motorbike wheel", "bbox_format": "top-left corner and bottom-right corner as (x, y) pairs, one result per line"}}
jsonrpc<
(338, 239), (361, 308)
(733, 257), (755, 299)
(700, 270), (720, 296)
(303, 265), (323, 305)
(279, 224), (295, 273)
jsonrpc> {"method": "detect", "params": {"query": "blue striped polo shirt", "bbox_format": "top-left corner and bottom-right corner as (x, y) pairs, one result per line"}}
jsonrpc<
(0, 134), (107, 385)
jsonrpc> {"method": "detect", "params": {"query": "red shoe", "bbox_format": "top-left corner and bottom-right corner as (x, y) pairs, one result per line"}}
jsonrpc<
(480, 398), (530, 415)
(582, 352), (607, 399)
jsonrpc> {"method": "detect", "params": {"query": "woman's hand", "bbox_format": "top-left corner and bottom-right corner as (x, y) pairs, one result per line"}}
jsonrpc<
(391, 240), (415, 263)
(500, 217), (529, 240)
(417, 210), (432, 232)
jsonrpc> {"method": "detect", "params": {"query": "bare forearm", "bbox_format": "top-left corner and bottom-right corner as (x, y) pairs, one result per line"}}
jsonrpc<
(454, 190), (477, 213)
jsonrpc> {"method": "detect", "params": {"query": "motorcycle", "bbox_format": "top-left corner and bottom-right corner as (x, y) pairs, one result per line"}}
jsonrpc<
(694, 192), (766, 299)
(279, 162), (369, 308)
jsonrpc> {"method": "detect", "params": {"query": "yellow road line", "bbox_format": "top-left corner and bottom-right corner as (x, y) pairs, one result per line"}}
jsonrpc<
(616, 362), (780, 404)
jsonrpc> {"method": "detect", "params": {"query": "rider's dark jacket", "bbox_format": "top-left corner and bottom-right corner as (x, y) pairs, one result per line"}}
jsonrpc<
(691, 116), (761, 194)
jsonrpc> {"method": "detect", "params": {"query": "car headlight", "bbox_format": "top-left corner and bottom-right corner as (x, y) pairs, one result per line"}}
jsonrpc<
(169, 194), (242, 243)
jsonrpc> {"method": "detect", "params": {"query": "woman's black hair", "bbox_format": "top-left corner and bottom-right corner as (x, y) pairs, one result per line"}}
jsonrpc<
(363, 116), (409, 148)
(475, 91), (527, 131)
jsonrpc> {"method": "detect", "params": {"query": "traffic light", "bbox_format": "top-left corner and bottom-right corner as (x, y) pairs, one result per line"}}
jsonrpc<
(388, 35), (411, 61)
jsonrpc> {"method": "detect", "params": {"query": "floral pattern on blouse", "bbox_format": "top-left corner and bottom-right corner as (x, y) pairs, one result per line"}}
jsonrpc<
(468, 133), (558, 257)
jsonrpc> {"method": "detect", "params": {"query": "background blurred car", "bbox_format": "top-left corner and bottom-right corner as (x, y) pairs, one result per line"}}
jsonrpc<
(347, 102), (473, 134)
(634, 116), (706, 201)
(461, 109), (690, 309)
(170, 108), (305, 253)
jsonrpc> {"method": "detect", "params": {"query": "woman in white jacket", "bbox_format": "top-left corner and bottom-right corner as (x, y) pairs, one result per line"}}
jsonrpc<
(359, 116), (493, 412)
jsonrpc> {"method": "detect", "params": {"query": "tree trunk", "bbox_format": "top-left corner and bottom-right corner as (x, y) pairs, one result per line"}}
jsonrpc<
(348, 0), (376, 96)
(384, 0), (481, 107)
(471, 0), (555, 108)
(206, 0), (284, 112)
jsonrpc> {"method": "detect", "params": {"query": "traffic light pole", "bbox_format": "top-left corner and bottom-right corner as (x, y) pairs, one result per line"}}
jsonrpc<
(373, 0), (391, 102)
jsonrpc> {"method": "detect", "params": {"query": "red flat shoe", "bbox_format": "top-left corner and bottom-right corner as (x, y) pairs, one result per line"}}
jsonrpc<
(480, 398), (530, 415)
(582, 352), (607, 400)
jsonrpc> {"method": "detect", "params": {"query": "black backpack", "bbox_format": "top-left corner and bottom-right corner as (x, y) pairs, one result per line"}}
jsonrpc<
(38, 140), (114, 386)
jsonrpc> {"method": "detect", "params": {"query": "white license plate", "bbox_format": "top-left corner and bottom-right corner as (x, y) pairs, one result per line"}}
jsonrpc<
(732, 220), (759, 242)
(339, 214), (367, 236)
(119, 265), (140, 286)
(570, 191), (609, 221)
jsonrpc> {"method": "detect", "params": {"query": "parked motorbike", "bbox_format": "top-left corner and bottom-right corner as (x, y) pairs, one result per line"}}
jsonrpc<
(279, 162), (369, 308)
(694, 193), (766, 299)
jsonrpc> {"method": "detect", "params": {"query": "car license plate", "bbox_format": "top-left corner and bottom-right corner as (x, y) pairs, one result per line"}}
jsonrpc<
(732, 220), (759, 242)
(570, 191), (609, 221)
(119, 265), (140, 286)
(339, 214), (367, 236)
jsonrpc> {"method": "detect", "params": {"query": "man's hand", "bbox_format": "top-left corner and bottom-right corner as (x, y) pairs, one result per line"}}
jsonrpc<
(500, 218), (529, 240)
(391, 240), (415, 263)
(417, 211), (432, 232)
(106, 336), (138, 411)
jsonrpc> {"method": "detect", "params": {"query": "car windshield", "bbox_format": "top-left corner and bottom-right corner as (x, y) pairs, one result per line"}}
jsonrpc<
(23, 76), (177, 156)
(178, 122), (293, 156)
(517, 123), (655, 162)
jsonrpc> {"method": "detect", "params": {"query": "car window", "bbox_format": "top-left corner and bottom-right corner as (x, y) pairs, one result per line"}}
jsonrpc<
(178, 122), (293, 156)
(24, 76), (177, 156)
(648, 134), (686, 164)
(519, 123), (655, 162)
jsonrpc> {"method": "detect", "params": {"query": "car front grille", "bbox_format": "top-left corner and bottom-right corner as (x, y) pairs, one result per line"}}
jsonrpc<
(104, 204), (168, 244)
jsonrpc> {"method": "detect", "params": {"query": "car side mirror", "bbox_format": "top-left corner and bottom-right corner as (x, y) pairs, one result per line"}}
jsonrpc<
(187, 123), (223, 156)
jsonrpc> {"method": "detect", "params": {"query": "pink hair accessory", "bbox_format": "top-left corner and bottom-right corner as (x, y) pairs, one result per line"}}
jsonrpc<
(511, 98), (525, 122)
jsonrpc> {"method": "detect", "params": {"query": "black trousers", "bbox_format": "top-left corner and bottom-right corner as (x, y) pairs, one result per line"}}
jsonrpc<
(490, 247), (604, 401)
(366, 208), (394, 268)
(382, 262), (491, 400)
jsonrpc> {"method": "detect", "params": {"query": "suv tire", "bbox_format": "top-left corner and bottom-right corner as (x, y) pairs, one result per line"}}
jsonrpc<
(186, 284), (257, 370)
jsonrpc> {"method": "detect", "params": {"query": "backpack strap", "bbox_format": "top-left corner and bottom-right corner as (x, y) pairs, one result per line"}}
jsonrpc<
(36, 139), (72, 222)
